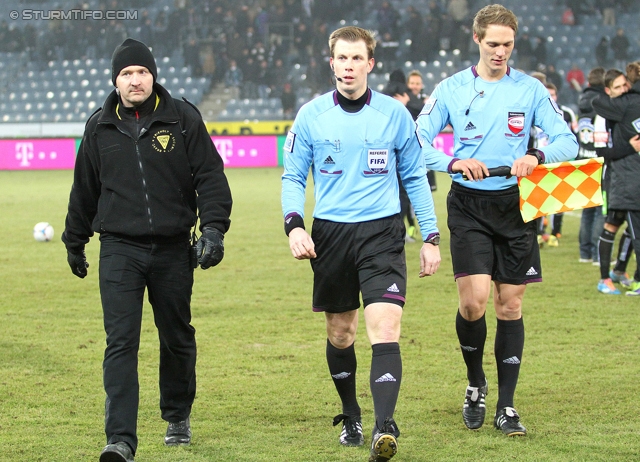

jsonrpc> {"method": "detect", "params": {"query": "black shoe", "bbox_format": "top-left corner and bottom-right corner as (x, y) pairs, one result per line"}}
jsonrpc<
(164, 416), (191, 445)
(99, 442), (134, 462)
(369, 417), (399, 462)
(494, 407), (527, 436)
(462, 380), (488, 430)
(333, 414), (364, 447)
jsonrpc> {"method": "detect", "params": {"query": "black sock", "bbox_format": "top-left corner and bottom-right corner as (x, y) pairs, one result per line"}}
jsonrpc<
(495, 317), (524, 411)
(326, 340), (360, 417)
(613, 228), (632, 274)
(456, 311), (486, 387)
(370, 342), (402, 430)
(551, 213), (563, 236)
(598, 229), (616, 279)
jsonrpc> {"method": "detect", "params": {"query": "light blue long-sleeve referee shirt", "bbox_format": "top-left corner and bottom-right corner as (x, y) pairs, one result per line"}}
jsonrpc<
(417, 66), (578, 190)
(281, 89), (438, 239)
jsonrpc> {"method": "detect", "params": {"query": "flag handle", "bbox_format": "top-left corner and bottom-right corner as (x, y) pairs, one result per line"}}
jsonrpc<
(462, 166), (512, 181)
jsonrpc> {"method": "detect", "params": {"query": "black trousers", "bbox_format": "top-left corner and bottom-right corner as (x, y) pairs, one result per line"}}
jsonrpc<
(99, 235), (196, 453)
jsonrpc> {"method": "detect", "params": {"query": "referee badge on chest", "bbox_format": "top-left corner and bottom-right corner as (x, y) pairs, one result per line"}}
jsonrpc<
(507, 112), (525, 135)
(365, 149), (389, 174)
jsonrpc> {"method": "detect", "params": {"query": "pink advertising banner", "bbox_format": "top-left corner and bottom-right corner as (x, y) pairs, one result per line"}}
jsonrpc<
(0, 133), (451, 170)
(433, 132), (454, 157)
(0, 138), (77, 170)
(212, 135), (278, 168)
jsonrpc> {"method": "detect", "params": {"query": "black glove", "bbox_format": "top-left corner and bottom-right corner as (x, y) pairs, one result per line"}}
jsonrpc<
(195, 227), (224, 269)
(67, 248), (89, 278)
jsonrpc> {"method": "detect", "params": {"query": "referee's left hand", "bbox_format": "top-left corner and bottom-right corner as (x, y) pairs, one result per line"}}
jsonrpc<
(419, 243), (441, 277)
(511, 154), (539, 178)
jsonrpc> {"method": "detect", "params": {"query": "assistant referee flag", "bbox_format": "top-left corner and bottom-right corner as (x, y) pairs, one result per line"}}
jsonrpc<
(518, 158), (604, 223)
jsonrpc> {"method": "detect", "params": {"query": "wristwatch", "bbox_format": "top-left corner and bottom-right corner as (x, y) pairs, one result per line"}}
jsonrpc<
(424, 232), (440, 245)
(526, 148), (544, 164)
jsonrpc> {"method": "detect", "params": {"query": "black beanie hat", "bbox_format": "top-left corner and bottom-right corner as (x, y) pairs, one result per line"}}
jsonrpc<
(111, 38), (157, 85)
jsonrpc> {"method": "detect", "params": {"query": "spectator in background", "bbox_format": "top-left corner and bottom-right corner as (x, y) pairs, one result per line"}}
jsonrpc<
(224, 59), (243, 99)
(256, 59), (273, 99)
(280, 81), (296, 118)
(268, 58), (289, 98)
(240, 54), (260, 99)
(293, 22), (312, 63)
(406, 70), (437, 192)
(306, 56), (329, 96)
(545, 64), (563, 94)
(517, 32), (534, 71)
(138, 12), (154, 49)
(404, 6), (425, 63)
(377, 32), (400, 70)
(610, 28), (630, 71)
(377, 0), (400, 37)
(576, 66), (606, 263)
(407, 70), (428, 103)
(532, 36), (547, 70)
(243, 26), (257, 51)
(383, 68), (413, 114)
(183, 37), (202, 77)
(236, 5), (252, 35)
(566, 63), (586, 102)
(447, 0), (469, 52)
(595, 36), (610, 68)
(597, 0), (616, 26)
(226, 31), (247, 64)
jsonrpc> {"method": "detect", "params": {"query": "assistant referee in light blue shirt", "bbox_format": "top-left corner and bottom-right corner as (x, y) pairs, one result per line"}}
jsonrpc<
(417, 4), (577, 437)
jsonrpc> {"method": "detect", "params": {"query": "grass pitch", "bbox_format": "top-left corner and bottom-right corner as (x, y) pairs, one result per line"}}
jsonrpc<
(0, 168), (638, 461)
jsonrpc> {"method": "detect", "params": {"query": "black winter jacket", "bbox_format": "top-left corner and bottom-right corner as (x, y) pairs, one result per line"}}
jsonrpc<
(576, 85), (605, 159)
(62, 83), (232, 250)
(592, 81), (640, 211)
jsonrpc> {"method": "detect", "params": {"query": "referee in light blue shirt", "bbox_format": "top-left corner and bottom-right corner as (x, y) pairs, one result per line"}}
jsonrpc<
(417, 4), (577, 437)
(281, 26), (440, 462)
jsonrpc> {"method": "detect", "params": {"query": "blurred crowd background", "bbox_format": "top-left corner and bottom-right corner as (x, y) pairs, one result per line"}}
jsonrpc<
(0, 0), (638, 122)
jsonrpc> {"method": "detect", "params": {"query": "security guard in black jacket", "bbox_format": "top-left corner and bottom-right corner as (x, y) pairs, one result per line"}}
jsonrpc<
(62, 39), (232, 462)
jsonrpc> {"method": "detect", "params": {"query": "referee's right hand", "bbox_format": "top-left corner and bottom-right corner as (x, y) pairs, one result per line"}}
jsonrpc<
(452, 158), (489, 181)
(288, 228), (317, 260)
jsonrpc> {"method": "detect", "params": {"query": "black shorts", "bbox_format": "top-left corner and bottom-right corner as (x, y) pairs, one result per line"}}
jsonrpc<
(310, 215), (407, 313)
(447, 182), (542, 285)
(605, 209), (626, 227)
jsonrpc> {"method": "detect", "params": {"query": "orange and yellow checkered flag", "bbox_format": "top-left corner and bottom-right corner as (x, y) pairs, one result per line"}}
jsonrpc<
(518, 158), (603, 223)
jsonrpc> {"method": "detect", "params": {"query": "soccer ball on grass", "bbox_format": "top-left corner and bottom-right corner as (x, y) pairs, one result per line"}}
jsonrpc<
(33, 222), (54, 242)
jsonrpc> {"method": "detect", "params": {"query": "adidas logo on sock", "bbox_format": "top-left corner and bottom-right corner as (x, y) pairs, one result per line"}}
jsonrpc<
(323, 156), (335, 165)
(460, 345), (477, 352)
(464, 121), (476, 131)
(332, 372), (351, 380)
(503, 356), (521, 365)
(375, 373), (397, 383)
(387, 283), (399, 293)
(525, 267), (538, 276)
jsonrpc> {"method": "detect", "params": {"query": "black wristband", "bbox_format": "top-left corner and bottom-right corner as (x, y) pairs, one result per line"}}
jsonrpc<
(284, 213), (305, 236)
(526, 148), (544, 164)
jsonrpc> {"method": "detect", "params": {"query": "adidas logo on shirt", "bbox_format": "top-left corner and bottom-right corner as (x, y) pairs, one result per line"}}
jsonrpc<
(526, 267), (538, 276)
(387, 283), (400, 293)
(323, 156), (335, 165)
(503, 356), (521, 365)
(464, 121), (476, 131)
(332, 372), (351, 380)
(375, 373), (397, 383)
